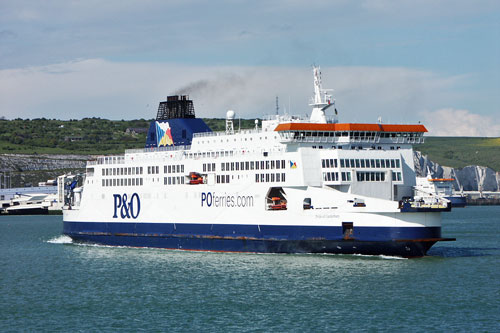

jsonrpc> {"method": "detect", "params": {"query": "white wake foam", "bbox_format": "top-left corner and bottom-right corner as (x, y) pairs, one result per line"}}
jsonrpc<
(352, 253), (407, 260)
(47, 235), (73, 244)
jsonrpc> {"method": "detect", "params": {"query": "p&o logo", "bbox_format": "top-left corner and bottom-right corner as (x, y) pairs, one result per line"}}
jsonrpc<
(113, 193), (141, 219)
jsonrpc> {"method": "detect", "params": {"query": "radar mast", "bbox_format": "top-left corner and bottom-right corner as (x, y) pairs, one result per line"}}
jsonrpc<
(309, 66), (336, 123)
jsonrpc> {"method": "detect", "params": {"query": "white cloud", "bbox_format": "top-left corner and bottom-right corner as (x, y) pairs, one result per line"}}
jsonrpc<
(421, 108), (500, 136)
(0, 59), (472, 124)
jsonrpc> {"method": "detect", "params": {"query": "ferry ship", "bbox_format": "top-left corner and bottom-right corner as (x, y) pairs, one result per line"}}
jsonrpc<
(414, 173), (467, 208)
(62, 67), (455, 257)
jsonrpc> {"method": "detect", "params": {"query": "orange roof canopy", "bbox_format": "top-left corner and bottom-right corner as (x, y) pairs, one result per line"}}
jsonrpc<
(274, 123), (427, 133)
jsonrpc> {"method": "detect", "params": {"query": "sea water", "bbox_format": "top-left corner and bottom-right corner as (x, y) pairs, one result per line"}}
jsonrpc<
(1, 207), (499, 332)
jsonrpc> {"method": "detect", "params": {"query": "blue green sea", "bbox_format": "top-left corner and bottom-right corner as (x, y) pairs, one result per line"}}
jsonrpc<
(1, 206), (499, 332)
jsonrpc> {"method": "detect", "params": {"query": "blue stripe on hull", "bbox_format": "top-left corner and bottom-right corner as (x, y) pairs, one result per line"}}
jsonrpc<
(63, 221), (443, 257)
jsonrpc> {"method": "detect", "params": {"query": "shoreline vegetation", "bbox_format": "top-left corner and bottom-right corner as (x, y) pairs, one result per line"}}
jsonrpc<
(0, 117), (258, 155)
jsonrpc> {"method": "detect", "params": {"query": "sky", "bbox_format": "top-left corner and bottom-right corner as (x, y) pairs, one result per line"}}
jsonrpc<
(0, 0), (499, 136)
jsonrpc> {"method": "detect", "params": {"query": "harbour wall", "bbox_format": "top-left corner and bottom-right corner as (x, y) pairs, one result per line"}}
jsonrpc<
(0, 154), (88, 188)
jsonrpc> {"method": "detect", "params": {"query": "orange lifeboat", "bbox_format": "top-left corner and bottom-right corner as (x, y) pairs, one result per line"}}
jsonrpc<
(189, 172), (204, 185)
(269, 197), (287, 210)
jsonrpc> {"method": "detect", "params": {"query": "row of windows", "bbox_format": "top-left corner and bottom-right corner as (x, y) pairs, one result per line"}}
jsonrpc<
(102, 178), (144, 187)
(322, 158), (401, 169)
(291, 131), (422, 138)
(188, 151), (233, 159)
(216, 175), (231, 184)
(356, 172), (387, 182)
(323, 171), (403, 182)
(198, 135), (276, 145)
(187, 149), (277, 159)
(293, 131), (377, 138)
(323, 172), (339, 182)
(340, 158), (400, 169)
(322, 159), (338, 168)
(148, 166), (160, 174)
(124, 160), (289, 177)
(312, 145), (341, 149)
(165, 164), (185, 174)
(222, 160), (286, 172)
(255, 173), (286, 183)
(203, 163), (216, 172)
(380, 132), (422, 138)
(102, 167), (144, 176)
(312, 145), (402, 150)
(98, 156), (125, 164)
(164, 176), (185, 185)
(341, 172), (352, 181)
(198, 134), (280, 145)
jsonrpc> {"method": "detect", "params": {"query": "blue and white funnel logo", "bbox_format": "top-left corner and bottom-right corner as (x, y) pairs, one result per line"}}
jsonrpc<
(113, 193), (141, 219)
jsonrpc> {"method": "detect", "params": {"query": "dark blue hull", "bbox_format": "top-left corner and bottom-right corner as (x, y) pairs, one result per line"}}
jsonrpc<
(63, 221), (453, 257)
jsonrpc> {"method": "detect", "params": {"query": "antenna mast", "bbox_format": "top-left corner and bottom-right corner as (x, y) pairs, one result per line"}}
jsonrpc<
(309, 66), (337, 123)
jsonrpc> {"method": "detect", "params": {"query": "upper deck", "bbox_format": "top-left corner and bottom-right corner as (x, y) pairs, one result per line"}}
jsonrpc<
(275, 123), (426, 145)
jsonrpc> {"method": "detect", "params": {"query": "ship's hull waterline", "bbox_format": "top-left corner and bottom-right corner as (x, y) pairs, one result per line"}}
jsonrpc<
(63, 221), (452, 257)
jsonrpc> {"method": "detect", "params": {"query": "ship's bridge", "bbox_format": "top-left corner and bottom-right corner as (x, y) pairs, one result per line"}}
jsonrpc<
(274, 123), (427, 145)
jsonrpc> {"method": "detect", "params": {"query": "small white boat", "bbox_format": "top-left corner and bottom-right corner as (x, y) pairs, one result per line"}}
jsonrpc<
(414, 174), (466, 208)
